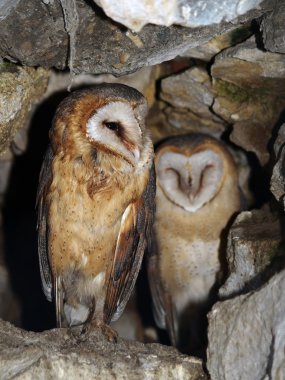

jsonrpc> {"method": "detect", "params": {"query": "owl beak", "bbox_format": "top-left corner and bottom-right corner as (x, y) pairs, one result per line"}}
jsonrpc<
(132, 147), (141, 162)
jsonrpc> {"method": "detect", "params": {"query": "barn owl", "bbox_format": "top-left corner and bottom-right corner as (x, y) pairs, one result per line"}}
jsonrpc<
(36, 83), (155, 341)
(148, 134), (240, 354)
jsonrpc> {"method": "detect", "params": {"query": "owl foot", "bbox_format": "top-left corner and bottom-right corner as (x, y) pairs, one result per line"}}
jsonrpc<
(99, 322), (118, 343)
(81, 320), (118, 343)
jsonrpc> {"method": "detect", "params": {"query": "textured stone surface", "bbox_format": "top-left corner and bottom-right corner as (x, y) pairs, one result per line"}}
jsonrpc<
(0, 0), (271, 75)
(182, 25), (252, 61)
(45, 66), (158, 107)
(160, 67), (226, 136)
(207, 269), (285, 380)
(0, 63), (49, 157)
(219, 208), (283, 298)
(0, 0), (68, 69)
(271, 123), (285, 208)
(93, 0), (263, 32)
(261, 0), (285, 54)
(211, 36), (285, 165)
(0, 320), (207, 379)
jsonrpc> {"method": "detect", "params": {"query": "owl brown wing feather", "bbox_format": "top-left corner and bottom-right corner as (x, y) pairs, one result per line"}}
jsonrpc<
(104, 164), (156, 324)
(36, 146), (53, 302)
(147, 242), (178, 346)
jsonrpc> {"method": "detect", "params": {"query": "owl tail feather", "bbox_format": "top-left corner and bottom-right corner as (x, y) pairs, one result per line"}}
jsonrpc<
(54, 275), (64, 328)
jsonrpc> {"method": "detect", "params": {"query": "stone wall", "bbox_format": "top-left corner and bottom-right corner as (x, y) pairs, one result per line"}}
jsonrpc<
(0, 0), (284, 378)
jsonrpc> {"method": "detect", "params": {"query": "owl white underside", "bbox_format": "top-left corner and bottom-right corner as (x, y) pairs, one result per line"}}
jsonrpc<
(159, 235), (220, 315)
(64, 271), (106, 326)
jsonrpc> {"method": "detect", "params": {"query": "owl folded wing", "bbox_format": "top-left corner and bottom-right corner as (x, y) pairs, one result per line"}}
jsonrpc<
(36, 145), (54, 302)
(104, 164), (156, 324)
(147, 244), (178, 346)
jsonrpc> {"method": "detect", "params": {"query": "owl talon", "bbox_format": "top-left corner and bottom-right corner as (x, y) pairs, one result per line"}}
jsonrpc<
(80, 321), (118, 343)
(101, 324), (118, 343)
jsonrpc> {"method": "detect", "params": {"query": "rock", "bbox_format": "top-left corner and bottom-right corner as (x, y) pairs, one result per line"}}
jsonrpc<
(0, 265), (20, 325)
(219, 208), (283, 298)
(212, 36), (285, 89)
(46, 66), (158, 107)
(271, 123), (285, 207)
(261, 0), (285, 54)
(0, 0), (271, 76)
(0, 320), (207, 379)
(207, 268), (285, 380)
(93, 0), (264, 32)
(0, 63), (50, 157)
(160, 67), (225, 136)
(161, 67), (214, 115)
(175, 25), (252, 61)
(0, 0), (68, 69)
(229, 120), (271, 165)
(211, 36), (285, 165)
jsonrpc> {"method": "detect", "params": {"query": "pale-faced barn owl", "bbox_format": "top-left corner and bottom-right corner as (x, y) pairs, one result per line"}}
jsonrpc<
(148, 134), (240, 354)
(37, 83), (155, 341)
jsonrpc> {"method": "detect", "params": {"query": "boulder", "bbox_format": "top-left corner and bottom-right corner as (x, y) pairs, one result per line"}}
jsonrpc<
(0, 320), (207, 379)
(207, 269), (285, 380)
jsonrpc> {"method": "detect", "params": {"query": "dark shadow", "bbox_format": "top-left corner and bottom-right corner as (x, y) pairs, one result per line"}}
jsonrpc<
(2, 90), (69, 331)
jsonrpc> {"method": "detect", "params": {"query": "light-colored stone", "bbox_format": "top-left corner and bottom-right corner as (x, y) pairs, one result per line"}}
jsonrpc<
(0, 320), (207, 379)
(182, 25), (252, 61)
(207, 269), (285, 380)
(46, 66), (159, 108)
(93, 0), (264, 32)
(160, 67), (225, 136)
(219, 208), (283, 298)
(0, 64), (49, 157)
(211, 36), (285, 165)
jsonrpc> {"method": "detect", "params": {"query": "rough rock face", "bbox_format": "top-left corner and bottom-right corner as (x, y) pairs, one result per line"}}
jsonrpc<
(182, 25), (252, 61)
(0, 63), (49, 157)
(93, 0), (263, 32)
(219, 208), (283, 298)
(0, 320), (207, 379)
(271, 123), (285, 209)
(160, 67), (226, 137)
(261, 0), (285, 54)
(207, 269), (285, 380)
(211, 36), (285, 165)
(0, 0), (68, 69)
(0, 0), (271, 76)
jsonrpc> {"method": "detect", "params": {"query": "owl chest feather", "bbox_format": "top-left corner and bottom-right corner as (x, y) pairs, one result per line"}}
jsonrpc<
(156, 182), (240, 312)
(48, 156), (142, 279)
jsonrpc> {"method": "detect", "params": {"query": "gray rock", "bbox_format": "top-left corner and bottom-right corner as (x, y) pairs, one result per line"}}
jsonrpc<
(271, 123), (285, 207)
(0, 320), (207, 379)
(261, 0), (285, 54)
(0, 0), (272, 76)
(0, 63), (49, 157)
(219, 208), (283, 298)
(207, 269), (285, 380)
(0, 0), (68, 69)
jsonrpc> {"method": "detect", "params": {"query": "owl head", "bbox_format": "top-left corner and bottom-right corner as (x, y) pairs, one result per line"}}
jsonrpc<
(155, 134), (237, 213)
(50, 84), (149, 167)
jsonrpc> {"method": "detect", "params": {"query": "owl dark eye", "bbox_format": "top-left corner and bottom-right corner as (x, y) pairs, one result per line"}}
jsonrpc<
(103, 121), (121, 133)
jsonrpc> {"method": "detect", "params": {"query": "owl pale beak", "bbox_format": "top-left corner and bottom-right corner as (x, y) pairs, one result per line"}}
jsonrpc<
(132, 147), (141, 162)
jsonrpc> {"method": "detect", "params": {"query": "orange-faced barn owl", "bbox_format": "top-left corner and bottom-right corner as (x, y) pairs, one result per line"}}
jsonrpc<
(148, 134), (240, 354)
(36, 84), (155, 341)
